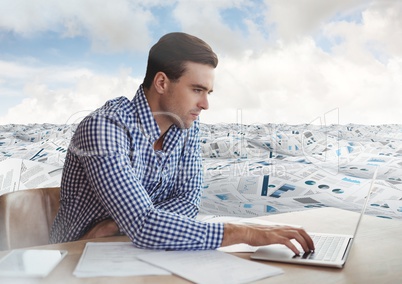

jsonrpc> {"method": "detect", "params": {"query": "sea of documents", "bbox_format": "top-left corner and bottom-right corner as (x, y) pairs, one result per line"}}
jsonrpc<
(1, 122), (401, 220)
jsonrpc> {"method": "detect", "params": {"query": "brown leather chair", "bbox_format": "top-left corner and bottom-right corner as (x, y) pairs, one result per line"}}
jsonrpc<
(0, 187), (60, 251)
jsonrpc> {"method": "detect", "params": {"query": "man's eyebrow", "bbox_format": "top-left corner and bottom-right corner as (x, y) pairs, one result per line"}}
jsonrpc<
(192, 84), (214, 93)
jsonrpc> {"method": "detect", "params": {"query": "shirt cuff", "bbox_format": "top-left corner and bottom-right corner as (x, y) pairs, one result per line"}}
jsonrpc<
(204, 222), (224, 249)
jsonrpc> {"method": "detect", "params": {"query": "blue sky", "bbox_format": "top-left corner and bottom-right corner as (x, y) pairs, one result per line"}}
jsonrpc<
(1, 0), (401, 125)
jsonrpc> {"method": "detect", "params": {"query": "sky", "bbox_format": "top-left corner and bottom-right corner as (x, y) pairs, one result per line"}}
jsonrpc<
(0, 0), (401, 126)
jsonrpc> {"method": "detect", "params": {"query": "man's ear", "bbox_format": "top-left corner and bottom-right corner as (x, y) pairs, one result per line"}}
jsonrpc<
(153, 72), (169, 95)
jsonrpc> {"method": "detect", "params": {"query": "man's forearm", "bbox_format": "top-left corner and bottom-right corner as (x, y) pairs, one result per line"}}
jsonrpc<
(221, 223), (249, 247)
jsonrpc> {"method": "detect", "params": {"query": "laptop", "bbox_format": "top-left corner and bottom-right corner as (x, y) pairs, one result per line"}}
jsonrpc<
(251, 168), (378, 268)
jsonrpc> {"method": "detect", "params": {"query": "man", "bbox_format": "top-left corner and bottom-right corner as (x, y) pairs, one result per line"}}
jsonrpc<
(50, 32), (314, 255)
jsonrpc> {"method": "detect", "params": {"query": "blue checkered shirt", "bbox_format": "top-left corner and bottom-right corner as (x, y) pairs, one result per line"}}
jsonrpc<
(50, 85), (223, 250)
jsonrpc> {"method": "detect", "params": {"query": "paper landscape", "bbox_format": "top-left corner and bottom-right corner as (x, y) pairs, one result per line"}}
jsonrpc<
(1, 123), (401, 220)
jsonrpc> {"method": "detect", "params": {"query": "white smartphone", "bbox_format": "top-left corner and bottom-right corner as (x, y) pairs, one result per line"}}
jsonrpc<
(0, 249), (68, 278)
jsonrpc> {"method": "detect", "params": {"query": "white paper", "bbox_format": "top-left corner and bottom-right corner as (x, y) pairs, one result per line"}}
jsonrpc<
(0, 158), (62, 195)
(73, 242), (171, 278)
(19, 159), (62, 190)
(137, 249), (283, 284)
(0, 158), (21, 195)
(217, 243), (258, 253)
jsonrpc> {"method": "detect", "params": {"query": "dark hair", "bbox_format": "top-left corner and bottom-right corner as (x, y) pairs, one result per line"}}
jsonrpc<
(142, 32), (218, 89)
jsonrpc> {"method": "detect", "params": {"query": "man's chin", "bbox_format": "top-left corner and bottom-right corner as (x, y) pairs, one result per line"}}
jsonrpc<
(182, 121), (194, 129)
(175, 120), (194, 130)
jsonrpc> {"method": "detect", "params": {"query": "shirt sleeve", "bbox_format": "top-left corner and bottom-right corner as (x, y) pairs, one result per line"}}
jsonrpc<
(73, 113), (224, 250)
(153, 121), (205, 218)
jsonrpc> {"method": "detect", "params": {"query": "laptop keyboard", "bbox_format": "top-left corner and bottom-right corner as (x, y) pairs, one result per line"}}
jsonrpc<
(303, 235), (346, 261)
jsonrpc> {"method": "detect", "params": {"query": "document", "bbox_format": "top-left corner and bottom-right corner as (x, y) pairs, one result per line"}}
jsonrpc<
(73, 242), (171, 278)
(0, 158), (62, 196)
(137, 249), (283, 284)
(0, 158), (21, 196)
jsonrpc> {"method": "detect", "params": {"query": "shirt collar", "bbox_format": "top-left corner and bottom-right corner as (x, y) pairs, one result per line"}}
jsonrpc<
(133, 85), (161, 143)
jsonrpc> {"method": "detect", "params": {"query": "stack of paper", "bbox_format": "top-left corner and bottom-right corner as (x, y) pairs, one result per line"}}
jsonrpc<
(73, 242), (283, 283)
(73, 242), (170, 278)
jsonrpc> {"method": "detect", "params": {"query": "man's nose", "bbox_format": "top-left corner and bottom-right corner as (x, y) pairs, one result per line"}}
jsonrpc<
(199, 93), (209, 110)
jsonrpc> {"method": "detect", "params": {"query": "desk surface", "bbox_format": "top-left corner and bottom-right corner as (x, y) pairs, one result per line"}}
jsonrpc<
(1, 207), (401, 284)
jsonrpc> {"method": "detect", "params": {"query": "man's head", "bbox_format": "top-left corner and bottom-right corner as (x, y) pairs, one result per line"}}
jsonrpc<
(143, 33), (218, 131)
(143, 32), (218, 89)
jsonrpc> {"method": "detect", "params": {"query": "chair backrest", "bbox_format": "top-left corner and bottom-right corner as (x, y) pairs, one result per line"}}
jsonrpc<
(0, 187), (60, 251)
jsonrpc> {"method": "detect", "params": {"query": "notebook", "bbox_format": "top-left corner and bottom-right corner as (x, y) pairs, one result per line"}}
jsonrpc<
(251, 168), (378, 268)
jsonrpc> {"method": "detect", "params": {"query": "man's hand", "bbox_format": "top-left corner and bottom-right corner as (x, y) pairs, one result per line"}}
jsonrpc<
(221, 223), (315, 255)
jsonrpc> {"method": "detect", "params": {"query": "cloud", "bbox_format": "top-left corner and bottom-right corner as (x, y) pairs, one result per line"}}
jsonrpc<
(0, 0), (401, 126)
(323, 1), (402, 60)
(0, 0), (156, 52)
(172, 0), (277, 59)
(363, 1), (402, 56)
(172, 0), (249, 56)
(0, 0), (59, 35)
(201, 1), (402, 125)
(59, 1), (155, 52)
(263, 0), (367, 42)
(0, 63), (141, 124)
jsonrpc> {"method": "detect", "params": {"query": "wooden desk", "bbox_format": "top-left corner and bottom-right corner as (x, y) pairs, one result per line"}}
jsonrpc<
(1, 207), (401, 283)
